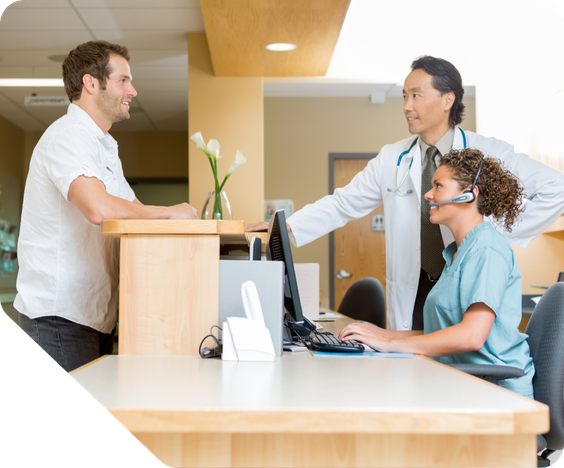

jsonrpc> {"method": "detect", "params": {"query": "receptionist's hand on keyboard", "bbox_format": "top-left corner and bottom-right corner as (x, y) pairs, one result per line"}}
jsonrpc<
(339, 322), (391, 353)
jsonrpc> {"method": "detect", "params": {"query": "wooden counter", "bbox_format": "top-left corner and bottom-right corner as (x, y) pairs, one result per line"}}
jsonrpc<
(101, 219), (246, 356)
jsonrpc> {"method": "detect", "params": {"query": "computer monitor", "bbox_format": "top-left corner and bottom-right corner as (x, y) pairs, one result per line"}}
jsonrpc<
(266, 210), (315, 336)
(558, 272), (564, 283)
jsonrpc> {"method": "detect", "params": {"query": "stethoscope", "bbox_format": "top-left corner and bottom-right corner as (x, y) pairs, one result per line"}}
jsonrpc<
(387, 128), (467, 196)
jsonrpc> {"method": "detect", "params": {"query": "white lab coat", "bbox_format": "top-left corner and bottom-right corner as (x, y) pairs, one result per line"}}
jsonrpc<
(287, 127), (564, 331)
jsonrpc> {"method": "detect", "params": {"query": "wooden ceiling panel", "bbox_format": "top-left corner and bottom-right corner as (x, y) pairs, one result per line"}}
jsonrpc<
(200, 0), (351, 77)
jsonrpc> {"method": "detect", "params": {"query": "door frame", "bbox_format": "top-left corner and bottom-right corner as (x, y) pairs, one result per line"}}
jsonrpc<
(328, 152), (378, 311)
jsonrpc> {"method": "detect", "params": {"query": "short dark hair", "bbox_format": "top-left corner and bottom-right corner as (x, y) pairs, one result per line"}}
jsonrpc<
(411, 55), (465, 127)
(62, 41), (130, 102)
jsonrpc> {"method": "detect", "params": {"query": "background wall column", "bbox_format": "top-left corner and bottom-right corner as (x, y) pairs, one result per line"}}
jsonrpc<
(188, 33), (264, 223)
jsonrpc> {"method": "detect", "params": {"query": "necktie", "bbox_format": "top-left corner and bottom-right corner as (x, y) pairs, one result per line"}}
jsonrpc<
(420, 146), (446, 280)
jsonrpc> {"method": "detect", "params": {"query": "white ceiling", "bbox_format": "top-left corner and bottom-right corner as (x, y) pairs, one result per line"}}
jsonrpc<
(1, 2), (558, 121)
(0, 0), (483, 133)
(0, 0), (204, 132)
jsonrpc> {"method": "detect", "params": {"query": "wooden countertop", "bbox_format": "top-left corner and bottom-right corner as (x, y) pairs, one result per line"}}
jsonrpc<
(101, 219), (246, 238)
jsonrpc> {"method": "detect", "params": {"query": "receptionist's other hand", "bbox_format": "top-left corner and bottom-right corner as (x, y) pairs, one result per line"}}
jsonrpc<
(339, 322), (391, 352)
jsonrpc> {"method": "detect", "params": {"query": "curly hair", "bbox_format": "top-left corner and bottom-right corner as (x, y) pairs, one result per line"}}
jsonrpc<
(63, 41), (130, 102)
(439, 148), (524, 232)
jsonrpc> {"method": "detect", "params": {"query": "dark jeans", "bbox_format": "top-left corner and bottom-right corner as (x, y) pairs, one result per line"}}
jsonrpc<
(18, 314), (116, 372)
(412, 269), (439, 331)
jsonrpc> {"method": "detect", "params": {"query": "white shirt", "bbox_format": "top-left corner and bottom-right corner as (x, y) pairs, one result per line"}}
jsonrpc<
(15, 104), (135, 333)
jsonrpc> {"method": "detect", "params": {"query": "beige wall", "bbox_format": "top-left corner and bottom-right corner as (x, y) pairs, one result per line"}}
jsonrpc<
(514, 232), (564, 295)
(188, 33), (264, 222)
(112, 131), (188, 180)
(264, 96), (477, 307)
(23, 130), (188, 181)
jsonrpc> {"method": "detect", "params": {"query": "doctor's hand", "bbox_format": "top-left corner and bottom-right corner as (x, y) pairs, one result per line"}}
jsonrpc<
(246, 221), (292, 233)
(339, 322), (392, 353)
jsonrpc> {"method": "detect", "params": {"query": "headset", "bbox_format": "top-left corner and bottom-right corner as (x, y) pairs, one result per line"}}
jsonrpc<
(429, 157), (484, 207)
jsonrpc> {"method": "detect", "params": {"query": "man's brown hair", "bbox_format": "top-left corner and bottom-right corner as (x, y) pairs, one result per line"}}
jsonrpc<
(62, 41), (130, 102)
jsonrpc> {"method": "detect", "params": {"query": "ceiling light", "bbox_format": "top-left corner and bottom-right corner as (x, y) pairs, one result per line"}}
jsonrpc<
(48, 54), (67, 63)
(265, 43), (297, 52)
(0, 79), (64, 87)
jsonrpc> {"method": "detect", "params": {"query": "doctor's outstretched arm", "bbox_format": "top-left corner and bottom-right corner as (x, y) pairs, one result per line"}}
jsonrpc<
(286, 155), (385, 248)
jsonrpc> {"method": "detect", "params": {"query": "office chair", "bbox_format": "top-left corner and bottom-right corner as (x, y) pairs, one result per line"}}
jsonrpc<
(337, 277), (386, 328)
(449, 282), (564, 466)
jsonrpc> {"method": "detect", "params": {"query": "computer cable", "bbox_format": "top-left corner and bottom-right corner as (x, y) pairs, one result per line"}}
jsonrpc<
(199, 325), (223, 359)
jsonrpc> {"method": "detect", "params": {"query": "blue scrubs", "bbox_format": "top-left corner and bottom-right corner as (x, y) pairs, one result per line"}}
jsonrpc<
(423, 222), (534, 397)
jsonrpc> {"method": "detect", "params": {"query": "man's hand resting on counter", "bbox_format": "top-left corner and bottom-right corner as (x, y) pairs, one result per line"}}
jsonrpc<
(166, 203), (198, 220)
(246, 221), (292, 233)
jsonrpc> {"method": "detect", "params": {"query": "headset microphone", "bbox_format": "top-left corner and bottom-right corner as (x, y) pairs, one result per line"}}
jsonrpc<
(429, 192), (475, 207)
(429, 158), (485, 208)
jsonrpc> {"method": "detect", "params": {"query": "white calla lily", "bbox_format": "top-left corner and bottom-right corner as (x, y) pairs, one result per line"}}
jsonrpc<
(207, 139), (220, 161)
(190, 131), (207, 152)
(192, 132), (247, 216)
(227, 151), (246, 176)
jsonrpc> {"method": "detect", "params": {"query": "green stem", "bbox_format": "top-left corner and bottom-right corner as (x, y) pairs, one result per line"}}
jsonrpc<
(213, 190), (223, 219)
(218, 174), (230, 192)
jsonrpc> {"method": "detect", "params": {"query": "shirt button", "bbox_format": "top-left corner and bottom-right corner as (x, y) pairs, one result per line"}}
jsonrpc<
(403, 321), (409, 328)
(409, 283), (415, 289)
(416, 245), (420, 250)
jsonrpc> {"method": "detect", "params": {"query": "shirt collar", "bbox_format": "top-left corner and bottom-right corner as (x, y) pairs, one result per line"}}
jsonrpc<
(442, 221), (491, 264)
(67, 103), (107, 140)
(420, 126), (455, 161)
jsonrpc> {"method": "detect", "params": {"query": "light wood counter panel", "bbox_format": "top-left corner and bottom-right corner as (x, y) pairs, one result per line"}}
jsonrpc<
(102, 219), (246, 356)
(101, 219), (245, 238)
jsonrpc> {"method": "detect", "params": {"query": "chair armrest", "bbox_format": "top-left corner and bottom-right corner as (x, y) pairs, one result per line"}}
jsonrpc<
(448, 363), (524, 385)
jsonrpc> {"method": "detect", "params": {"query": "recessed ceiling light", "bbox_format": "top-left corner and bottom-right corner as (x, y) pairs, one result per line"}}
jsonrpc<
(265, 43), (297, 52)
(48, 54), (67, 63)
(0, 79), (64, 87)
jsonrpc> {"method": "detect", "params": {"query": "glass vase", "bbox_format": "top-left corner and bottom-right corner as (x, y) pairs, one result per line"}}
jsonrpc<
(202, 191), (232, 220)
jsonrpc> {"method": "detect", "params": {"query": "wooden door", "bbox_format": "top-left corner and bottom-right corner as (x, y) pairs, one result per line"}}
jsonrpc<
(330, 156), (386, 310)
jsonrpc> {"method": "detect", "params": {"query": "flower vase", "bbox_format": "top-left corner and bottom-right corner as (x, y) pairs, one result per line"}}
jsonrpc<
(202, 191), (232, 220)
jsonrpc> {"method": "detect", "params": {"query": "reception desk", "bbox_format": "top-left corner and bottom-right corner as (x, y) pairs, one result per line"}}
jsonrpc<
(73, 315), (548, 468)
(101, 219), (248, 356)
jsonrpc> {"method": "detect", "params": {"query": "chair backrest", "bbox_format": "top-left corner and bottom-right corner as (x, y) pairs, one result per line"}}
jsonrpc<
(525, 282), (564, 451)
(337, 277), (386, 328)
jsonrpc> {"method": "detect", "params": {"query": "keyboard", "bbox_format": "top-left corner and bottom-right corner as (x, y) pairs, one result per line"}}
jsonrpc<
(308, 331), (364, 354)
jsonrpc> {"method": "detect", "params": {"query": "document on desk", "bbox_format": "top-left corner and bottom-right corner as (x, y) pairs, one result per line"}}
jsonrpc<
(314, 351), (415, 358)
(295, 263), (320, 320)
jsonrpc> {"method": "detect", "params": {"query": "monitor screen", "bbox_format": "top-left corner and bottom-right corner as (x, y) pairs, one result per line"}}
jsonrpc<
(265, 209), (305, 324)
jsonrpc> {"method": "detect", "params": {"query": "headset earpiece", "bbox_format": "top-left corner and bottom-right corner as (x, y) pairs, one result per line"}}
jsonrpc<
(461, 188), (476, 204)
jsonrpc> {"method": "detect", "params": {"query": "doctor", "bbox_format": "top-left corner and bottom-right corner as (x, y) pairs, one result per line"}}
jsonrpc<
(248, 55), (564, 331)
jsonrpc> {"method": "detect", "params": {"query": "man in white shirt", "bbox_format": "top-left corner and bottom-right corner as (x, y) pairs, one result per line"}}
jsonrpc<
(15, 41), (198, 371)
(248, 56), (564, 331)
